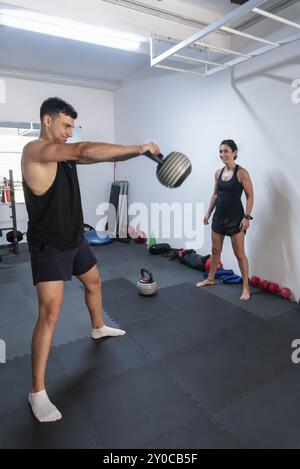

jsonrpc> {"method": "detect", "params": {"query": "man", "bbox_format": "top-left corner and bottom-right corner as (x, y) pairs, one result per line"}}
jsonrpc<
(21, 97), (160, 423)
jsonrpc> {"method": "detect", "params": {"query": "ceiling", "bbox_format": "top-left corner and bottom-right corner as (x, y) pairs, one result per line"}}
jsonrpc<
(0, 0), (299, 89)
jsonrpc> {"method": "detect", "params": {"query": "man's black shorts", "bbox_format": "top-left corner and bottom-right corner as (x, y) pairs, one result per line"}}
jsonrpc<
(28, 238), (98, 285)
(212, 215), (246, 237)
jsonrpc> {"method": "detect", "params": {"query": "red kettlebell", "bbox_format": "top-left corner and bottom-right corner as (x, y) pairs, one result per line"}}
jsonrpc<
(128, 226), (137, 239)
(250, 276), (261, 288)
(280, 287), (291, 300)
(261, 280), (271, 291)
(268, 282), (279, 294)
(205, 257), (223, 272)
(134, 230), (147, 244)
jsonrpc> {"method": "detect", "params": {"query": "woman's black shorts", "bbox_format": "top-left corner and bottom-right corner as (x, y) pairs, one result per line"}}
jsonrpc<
(212, 215), (245, 237)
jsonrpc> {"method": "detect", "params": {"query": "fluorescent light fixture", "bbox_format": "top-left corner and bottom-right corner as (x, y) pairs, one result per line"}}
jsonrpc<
(0, 8), (143, 51)
(0, 78), (6, 104)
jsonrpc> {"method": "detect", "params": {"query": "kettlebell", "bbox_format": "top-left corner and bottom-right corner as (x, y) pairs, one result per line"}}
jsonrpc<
(137, 269), (157, 296)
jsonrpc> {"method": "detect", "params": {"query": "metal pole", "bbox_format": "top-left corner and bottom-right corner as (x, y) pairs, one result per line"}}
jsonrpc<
(9, 170), (19, 255)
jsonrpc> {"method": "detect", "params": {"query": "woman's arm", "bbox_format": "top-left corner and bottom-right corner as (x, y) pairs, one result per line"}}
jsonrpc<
(204, 169), (221, 224)
(239, 168), (254, 231)
(240, 169), (254, 216)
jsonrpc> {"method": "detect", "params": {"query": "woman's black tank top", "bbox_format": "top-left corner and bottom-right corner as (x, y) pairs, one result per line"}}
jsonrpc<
(214, 164), (244, 220)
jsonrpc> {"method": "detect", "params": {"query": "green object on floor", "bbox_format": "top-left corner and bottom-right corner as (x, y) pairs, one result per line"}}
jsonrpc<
(148, 231), (156, 249)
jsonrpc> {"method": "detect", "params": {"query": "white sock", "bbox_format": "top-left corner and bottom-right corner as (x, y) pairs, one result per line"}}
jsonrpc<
(91, 325), (126, 340)
(28, 390), (62, 423)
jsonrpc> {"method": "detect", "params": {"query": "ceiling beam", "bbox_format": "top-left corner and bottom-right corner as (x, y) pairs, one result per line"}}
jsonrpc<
(151, 0), (269, 67)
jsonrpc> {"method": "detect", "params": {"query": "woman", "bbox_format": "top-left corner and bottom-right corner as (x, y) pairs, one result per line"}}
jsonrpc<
(196, 140), (254, 300)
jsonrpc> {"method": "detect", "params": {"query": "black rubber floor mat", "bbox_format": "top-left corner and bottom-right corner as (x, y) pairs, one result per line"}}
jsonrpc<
(0, 283), (37, 328)
(104, 292), (171, 326)
(148, 415), (240, 449)
(213, 368), (300, 449)
(54, 335), (152, 392)
(205, 283), (298, 319)
(0, 397), (99, 449)
(126, 290), (259, 359)
(73, 362), (203, 449)
(0, 353), (68, 418)
(101, 277), (138, 302)
(158, 318), (295, 413)
(270, 307), (300, 338)
(1, 317), (36, 360)
(0, 352), (101, 448)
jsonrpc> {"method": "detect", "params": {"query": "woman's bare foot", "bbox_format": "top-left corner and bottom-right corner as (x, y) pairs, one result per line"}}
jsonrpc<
(196, 279), (215, 287)
(240, 288), (250, 300)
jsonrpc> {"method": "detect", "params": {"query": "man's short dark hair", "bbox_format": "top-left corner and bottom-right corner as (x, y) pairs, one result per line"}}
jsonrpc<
(40, 97), (78, 122)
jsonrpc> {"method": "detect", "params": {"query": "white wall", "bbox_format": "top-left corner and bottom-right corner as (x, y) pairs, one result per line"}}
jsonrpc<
(0, 76), (115, 237)
(114, 39), (300, 301)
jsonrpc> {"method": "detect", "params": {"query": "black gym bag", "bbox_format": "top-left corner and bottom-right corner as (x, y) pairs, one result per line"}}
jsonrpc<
(180, 250), (210, 272)
(149, 243), (171, 255)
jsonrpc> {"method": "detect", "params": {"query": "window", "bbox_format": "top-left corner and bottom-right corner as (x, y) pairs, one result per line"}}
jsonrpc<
(0, 122), (40, 204)
(0, 122), (83, 204)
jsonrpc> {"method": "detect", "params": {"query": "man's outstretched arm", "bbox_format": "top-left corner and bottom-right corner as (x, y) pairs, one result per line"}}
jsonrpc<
(23, 140), (160, 164)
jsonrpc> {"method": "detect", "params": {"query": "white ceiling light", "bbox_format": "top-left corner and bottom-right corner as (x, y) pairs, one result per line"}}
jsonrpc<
(0, 8), (144, 52)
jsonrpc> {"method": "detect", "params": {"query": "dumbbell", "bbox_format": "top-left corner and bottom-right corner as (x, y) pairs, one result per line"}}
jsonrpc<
(264, 281), (291, 299)
(250, 276), (261, 287)
(268, 282), (279, 294)
(279, 287), (291, 300)
(251, 276), (292, 299)
(261, 280), (271, 291)
(144, 151), (192, 188)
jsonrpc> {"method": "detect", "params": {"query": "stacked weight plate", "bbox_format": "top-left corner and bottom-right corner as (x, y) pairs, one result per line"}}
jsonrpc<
(156, 152), (192, 188)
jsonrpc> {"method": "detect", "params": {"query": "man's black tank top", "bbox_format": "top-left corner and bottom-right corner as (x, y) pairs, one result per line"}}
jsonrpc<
(22, 161), (84, 250)
(214, 164), (244, 220)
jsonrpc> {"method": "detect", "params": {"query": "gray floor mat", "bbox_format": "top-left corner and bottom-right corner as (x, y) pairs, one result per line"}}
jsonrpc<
(213, 368), (300, 449)
(73, 362), (204, 449)
(103, 292), (172, 327)
(54, 334), (153, 391)
(148, 416), (240, 449)
(125, 287), (259, 359)
(0, 353), (66, 418)
(158, 318), (295, 413)
(205, 282), (298, 319)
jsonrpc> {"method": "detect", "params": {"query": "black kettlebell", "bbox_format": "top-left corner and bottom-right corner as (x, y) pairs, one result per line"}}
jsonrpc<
(144, 151), (192, 188)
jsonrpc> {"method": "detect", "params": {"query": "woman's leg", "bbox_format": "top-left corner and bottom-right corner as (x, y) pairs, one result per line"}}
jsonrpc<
(231, 231), (250, 300)
(196, 231), (224, 287)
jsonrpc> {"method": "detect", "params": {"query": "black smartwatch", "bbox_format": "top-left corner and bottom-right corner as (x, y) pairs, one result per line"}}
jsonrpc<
(244, 214), (253, 220)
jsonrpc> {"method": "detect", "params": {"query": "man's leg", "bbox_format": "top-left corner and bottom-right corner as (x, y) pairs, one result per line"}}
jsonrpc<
(29, 281), (64, 422)
(77, 265), (126, 339)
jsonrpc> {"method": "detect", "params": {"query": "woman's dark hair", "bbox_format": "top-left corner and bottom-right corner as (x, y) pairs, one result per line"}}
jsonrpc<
(220, 139), (238, 160)
(40, 97), (78, 122)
